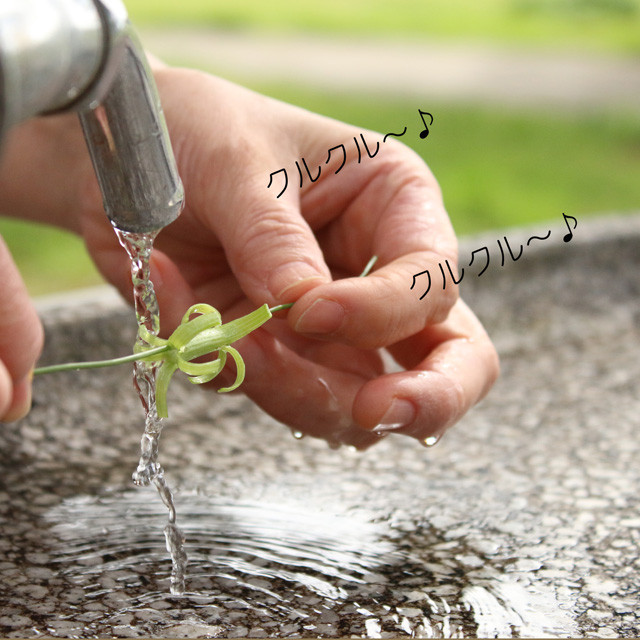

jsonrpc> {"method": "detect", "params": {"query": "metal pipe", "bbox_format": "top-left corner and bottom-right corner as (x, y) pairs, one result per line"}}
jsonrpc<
(0, 0), (184, 234)
(0, 0), (104, 138)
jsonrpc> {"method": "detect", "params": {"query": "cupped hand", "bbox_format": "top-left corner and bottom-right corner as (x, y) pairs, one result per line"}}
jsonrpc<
(81, 67), (499, 448)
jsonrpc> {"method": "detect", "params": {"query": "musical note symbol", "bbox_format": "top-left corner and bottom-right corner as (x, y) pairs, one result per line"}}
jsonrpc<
(417, 109), (434, 139)
(562, 212), (578, 243)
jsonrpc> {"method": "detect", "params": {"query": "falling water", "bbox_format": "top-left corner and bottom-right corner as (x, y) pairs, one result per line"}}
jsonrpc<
(114, 227), (188, 595)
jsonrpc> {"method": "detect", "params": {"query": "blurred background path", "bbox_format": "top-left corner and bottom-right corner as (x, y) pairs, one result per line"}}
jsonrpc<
(142, 27), (640, 111)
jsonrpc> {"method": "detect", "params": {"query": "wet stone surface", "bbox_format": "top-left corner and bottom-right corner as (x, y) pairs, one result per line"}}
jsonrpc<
(1, 213), (639, 638)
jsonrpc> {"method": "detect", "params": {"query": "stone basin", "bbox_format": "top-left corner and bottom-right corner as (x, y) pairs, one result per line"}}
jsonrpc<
(1, 213), (639, 638)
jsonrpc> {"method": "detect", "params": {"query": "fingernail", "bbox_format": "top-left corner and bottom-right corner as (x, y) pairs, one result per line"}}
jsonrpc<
(294, 298), (345, 335)
(269, 262), (326, 302)
(372, 399), (416, 432)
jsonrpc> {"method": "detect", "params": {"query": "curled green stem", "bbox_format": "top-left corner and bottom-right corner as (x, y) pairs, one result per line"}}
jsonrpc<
(32, 255), (379, 417)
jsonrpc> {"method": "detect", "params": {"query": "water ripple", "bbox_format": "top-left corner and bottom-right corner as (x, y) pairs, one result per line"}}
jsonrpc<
(37, 488), (578, 638)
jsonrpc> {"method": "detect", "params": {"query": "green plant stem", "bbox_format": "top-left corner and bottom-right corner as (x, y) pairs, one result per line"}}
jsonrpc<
(269, 302), (293, 314)
(33, 345), (171, 376)
(360, 255), (378, 278)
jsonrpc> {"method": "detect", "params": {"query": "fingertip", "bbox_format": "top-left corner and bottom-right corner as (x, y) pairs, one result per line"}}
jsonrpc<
(0, 361), (12, 421)
(352, 372), (457, 444)
(268, 260), (329, 304)
(287, 278), (359, 342)
(370, 398), (417, 433)
(0, 238), (45, 381)
(0, 372), (33, 423)
(352, 375), (402, 431)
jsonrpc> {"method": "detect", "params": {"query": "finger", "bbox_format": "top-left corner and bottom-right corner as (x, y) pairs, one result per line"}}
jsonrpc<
(0, 360), (13, 421)
(287, 145), (459, 348)
(222, 329), (384, 450)
(219, 196), (333, 307)
(0, 237), (42, 421)
(254, 315), (385, 380)
(352, 299), (500, 444)
(304, 138), (457, 270)
(288, 251), (458, 350)
(0, 237), (43, 383)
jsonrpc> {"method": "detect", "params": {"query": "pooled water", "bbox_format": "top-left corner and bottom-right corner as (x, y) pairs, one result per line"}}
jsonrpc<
(39, 487), (577, 638)
(114, 228), (187, 594)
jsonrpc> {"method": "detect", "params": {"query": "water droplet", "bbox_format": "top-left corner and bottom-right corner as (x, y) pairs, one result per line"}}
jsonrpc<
(291, 430), (305, 440)
(422, 436), (439, 448)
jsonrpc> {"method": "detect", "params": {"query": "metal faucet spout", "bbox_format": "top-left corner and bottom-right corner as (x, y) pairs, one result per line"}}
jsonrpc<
(0, 0), (184, 234)
(78, 0), (184, 234)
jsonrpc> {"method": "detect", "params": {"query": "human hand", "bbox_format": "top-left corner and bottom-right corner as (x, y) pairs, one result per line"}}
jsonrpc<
(0, 237), (43, 422)
(76, 68), (499, 449)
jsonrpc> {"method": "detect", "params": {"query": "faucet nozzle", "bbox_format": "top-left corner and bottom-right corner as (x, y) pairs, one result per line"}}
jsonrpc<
(0, 0), (184, 235)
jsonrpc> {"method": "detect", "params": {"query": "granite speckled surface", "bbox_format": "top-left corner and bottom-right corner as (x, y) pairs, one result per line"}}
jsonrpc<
(0, 213), (638, 638)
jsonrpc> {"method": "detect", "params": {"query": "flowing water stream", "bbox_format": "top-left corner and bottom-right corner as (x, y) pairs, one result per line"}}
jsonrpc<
(114, 228), (188, 595)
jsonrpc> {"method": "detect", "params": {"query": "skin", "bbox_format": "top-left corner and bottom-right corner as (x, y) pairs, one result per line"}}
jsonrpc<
(0, 65), (499, 448)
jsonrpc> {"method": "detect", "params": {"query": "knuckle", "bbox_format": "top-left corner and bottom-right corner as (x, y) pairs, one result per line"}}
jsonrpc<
(239, 209), (303, 257)
(0, 316), (44, 381)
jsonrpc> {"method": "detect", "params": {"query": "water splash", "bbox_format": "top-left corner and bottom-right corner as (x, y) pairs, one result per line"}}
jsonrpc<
(114, 227), (187, 594)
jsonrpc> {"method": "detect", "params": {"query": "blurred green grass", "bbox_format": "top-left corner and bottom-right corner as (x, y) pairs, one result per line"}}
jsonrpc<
(255, 87), (640, 235)
(3, 94), (638, 295)
(126, 0), (640, 54)
(139, 0), (640, 236)
(1, 0), (639, 295)
(0, 220), (103, 296)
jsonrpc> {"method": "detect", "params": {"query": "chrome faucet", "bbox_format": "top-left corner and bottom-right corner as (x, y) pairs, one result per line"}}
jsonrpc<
(0, 0), (183, 233)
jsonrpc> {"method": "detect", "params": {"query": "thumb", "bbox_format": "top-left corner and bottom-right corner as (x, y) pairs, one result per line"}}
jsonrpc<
(218, 196), (332, 307)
